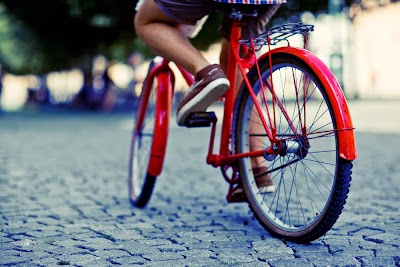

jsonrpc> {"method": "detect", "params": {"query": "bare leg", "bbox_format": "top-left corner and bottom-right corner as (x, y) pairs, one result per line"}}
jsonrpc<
(134, 0), (209, 75)
(220, 39), (265, 169)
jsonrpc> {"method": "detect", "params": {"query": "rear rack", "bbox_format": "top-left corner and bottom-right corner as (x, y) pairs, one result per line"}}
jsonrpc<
(239, 22), (314, 50)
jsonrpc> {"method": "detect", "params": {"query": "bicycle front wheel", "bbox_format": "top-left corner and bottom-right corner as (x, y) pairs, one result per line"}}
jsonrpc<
(234, 52), (353, 243)
(128, 61), (171, 208)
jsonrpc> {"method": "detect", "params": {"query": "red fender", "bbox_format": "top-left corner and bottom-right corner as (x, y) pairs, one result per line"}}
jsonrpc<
(147, 70), (173, 176)
(258, 47), (357, 160)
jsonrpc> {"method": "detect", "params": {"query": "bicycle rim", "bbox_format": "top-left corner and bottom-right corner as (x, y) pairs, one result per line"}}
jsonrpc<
(235, 53), (352, 242)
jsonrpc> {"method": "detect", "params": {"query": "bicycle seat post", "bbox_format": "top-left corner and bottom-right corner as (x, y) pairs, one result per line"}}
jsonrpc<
(228, 8), (258, 21)
(218, 7), (257, 158)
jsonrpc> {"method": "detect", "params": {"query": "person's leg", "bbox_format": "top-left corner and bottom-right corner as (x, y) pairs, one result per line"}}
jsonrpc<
(220, 6), (281, 195)
(135, 0), (229, 126)
(219, 39), (229, 75)
(219, 4), (281, 94)
(134, 0), (209, 75)
(221, 38), (265, 165)
(220, 39), (242, 100)
(236, 5), (280, 169)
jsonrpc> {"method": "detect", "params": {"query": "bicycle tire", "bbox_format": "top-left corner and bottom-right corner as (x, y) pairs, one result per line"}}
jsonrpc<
(128, 60), (171, 208)
(234, 52), (353, 243)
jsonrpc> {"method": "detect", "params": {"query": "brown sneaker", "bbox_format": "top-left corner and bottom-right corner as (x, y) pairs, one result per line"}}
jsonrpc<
(232, 166), (275, 200)
(176, 64), (229, 126)
(253, 166), (275, 193)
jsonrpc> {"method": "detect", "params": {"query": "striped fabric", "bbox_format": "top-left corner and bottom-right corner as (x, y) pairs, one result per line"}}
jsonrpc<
(214, 0), (286, 4)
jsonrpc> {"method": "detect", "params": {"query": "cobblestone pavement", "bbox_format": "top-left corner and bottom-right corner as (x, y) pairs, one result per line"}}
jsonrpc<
(1, 100), (399, 266)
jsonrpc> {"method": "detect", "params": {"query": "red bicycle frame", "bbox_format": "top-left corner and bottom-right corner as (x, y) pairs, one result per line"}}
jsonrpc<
(143, 20), (357, 177)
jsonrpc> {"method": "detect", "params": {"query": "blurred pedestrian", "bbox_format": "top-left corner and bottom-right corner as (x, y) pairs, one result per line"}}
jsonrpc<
(0, 66), (3, 113)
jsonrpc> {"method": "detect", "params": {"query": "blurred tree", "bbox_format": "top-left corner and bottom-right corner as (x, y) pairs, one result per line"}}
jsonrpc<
(0, 0), (351, 74)
(0, 0), (136, 74)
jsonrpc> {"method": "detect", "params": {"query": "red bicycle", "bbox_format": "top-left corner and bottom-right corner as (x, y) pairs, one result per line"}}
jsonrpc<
(128, 5), (357, 243)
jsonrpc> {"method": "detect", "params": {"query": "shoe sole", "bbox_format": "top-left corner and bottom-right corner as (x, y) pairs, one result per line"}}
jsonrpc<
(233, 185), (275, 196)
(260, 185), (276, 194)
(176, 78), (229, 126)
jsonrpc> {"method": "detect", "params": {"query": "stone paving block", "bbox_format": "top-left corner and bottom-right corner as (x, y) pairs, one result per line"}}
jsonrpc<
(1, 228), (35, 238)
(58, 223), (99, 236)
(364, 232), (400, 246)
(245, 230), (272, 240)
(178, 231), (231, 242)
(92, 248), (131, 259)
(212, 229), (247, 237)
(0, 229), (8, 238)
(118, 240), (160, 256)
(11, 261), (46, 267)
(157, 243), (188, 253)
(0, 255), (27, 266)
(184, 240), (219, 250)
(142, 251), (185, 261)
(332, 246), (375, 258)
(15, 248), (55, 263)
(230, 234), (263, 243)
(326, 256), (363, 267)
(306, 254), (336, 267)
(140, 237), (174, 246)
(143, 257), (223, 267)
(138, 226), (164, 235)
(213, 246), (257, 257)
(102, 229), (145, 241)
(212, 240), (252, 249)
(257, 253), (296, 263)
(12, 238), (37, 248)
(111, 255), (148, 265)
(67, 253), (109, 266)
(348, 226), (386, 237)
(25, 228), (64, 239)
(252, 239), (294, 255)
(0, 240), (14, 251)
(215, 252), (260, 265)
(229, 262), (271, 267)
(155, 221), (187, 229)
(48, 236), (91, 248)
(84, 236), (120, 248)
(46, 245), (92, 256)
(291, 242), (332, 263)
(268, 258), (313, 267)
(374, 245), (400, 257)
(197, 225), (227, 232)
(179, 248), (216, 258)
(169, 236), (202, 245)
(1, 112), (400, 266)
(357, 256), (397, 267)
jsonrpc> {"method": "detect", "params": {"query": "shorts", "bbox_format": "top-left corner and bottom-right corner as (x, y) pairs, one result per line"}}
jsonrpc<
(154, 0), (281, 39)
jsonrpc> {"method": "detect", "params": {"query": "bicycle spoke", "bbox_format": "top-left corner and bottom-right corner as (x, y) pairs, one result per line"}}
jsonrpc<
(235, 51), (354, 242)
(302, 157), (336, 167)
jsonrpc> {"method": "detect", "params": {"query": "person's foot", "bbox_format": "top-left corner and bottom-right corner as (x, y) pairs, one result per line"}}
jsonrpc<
(176, 64), (229, 126)
(253, 166), (275, 193)
(232, 166), (275, 200)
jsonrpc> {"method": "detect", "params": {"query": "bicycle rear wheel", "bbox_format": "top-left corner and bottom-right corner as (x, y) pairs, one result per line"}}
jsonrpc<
(128, 61), (171, 208)
(234, 52), (353, 243)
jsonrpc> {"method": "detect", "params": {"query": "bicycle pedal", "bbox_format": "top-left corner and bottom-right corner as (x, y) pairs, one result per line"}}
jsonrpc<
(226, 189), (247, 203)
(184, 112), (217, 128)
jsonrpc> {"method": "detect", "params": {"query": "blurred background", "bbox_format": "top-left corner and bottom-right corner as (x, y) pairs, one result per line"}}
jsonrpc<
(0, 0), (399, 113)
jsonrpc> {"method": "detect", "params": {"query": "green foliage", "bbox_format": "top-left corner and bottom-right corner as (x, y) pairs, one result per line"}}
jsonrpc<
(0, 0), (346, 74)
(0, 0), (136, 74)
